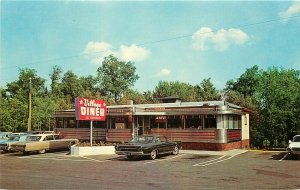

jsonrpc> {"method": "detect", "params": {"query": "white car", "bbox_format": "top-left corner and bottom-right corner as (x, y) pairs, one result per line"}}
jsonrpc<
(287, 135), (300, 158)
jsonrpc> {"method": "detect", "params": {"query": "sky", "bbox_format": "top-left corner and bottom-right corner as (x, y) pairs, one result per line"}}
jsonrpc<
(1, 1), (300, 92)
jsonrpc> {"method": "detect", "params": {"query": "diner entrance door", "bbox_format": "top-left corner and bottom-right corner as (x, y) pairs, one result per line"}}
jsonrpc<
(136, 116), (144, 136)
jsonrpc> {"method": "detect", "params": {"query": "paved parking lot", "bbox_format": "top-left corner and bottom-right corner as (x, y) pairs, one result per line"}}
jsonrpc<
(0, 150), (299, 189)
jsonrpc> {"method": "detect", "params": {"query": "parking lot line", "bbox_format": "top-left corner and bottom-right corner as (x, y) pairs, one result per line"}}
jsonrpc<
(193, 155), (226, 166)
(279, 153), (290, 161)
(18, 154), (70, 159)
(79, 156), (113, 163)
(193, 151), (246, 167)
(144, 154), (186, 165)
(19, 157), (91, 162)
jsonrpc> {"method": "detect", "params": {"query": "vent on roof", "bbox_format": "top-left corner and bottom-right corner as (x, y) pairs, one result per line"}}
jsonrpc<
(159, 97), (182, 103)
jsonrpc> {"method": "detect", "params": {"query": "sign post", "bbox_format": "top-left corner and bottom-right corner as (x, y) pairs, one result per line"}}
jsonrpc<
(75, 97), (107, 146)
(90, 120), (93, 146)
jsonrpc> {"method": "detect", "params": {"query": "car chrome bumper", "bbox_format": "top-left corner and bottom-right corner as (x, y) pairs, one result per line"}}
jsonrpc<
(115, 151), (147, 156)
(289, 151), (300, 155)
(287, 148), (300, 155)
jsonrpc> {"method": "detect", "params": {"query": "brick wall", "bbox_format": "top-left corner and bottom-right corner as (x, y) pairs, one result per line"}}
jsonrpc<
(182, 139), (250, 151)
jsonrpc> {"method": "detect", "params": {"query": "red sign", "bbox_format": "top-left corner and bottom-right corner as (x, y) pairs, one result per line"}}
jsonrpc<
(75, 97), (107, 121)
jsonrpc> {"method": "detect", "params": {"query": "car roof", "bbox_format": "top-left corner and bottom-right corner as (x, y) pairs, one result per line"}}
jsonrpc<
(136, 135), (160, 138)
(28, 134), (59, 137)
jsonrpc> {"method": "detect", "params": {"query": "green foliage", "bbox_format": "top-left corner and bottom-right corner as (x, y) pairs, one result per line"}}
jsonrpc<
(119, 89), (148, 105)
(153, 81), (198, 101)
(255, 67), (300, 147)
(226, 65), (261, 97)
(226, 66), (300, 148)
(60, 70), (84, 101)
(196, 78), (221, 101)
(97, 55), (139, 102)
(49, 65), (63, 97)
(30, 96), (56, 131)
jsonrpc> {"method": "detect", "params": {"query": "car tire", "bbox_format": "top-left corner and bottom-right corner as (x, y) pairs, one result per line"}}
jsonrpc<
(3, 149), (9, 153)
(38, 149), (46, 154)
(150, 150), (157, 160)
(172, 145), (179, 155)
(126, 155), (134, 160)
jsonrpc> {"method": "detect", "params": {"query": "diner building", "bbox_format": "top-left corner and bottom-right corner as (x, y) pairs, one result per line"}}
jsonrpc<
(53, 98), (250, 151)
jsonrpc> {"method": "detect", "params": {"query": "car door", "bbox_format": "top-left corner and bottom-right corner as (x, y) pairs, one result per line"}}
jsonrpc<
(160, 136), (175, 153)
(49, 135), (68, 150)
(156, 136), (172, 153)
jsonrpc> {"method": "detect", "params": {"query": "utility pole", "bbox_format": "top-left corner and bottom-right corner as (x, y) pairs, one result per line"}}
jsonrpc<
(27, 77), (32, 132)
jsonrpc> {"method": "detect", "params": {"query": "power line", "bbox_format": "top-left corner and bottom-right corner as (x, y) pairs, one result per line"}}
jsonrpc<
(1, 14), (300, 71)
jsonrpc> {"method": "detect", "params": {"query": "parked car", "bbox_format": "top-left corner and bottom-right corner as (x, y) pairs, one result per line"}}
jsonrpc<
(0, 132), (14, 145)
(0, 132), (13, 140)
(287, 135), (300, 158)
(115, 135), (181, 160)
(10, 134), (78, 154)
(29, 131), (54, 135)
(0, 134), (30, 152)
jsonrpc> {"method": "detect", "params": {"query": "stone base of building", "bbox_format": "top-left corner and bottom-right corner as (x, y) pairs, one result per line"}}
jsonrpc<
(182, 139), (250, 151)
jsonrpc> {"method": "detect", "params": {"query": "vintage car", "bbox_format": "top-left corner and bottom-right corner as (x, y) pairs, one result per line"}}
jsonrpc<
(287, 135), (300, 158)
(0, 134), (30, 152)
(0, 132), (13, 141)
(115, 135), (181, 160)
(10, 134), (78, 154)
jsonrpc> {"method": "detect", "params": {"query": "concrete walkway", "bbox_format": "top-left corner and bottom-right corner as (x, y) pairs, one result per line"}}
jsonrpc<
(180, 149), (248, 156)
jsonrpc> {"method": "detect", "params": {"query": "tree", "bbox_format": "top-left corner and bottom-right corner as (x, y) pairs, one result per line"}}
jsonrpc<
(32, 96), (58, 131)
(153, 81), (198, 101)
(119, 89), (148, 105)
(97, 55), (139, 102)
(79, 75), (99, 98)
(49, 65), (63, 97)
(60, 70), (84, 102)
(256, 67), (300, 147)
(226, 65), (261, 97)
(1, 68), (47, 132)
(196, 78), (220, 101)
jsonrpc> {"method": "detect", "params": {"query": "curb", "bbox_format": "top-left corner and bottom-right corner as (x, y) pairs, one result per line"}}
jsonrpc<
(249, 149), (286, 153)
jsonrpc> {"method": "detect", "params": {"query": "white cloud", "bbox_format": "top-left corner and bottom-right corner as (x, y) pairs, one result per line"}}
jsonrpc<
(82, 41), (113, 64)
(82, 42), (150, 64)
(157, 68), (171, 76)
(118, 44), (150, 62)
(192, 27), (249, 51)
(279, 1), (300, 20)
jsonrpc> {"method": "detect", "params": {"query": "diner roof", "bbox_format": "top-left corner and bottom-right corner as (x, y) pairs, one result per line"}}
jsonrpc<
(54, 100), (249, 118)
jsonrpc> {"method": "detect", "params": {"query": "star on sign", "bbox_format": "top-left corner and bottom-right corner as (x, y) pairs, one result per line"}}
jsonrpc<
(103, 102), (106, 106)
(79, 100), (83, 105)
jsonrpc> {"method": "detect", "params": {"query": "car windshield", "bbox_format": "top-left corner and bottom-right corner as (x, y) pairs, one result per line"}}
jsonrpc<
(26, 136), (42, 141)
(293, 136), (300, 142)
(130, 136), (154, 143)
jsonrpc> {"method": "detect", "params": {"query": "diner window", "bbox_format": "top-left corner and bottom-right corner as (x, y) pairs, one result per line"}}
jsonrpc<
(228, 115), (241, 129)
(186, 115), (202, 129)
(150, 116), (165, 129)
(204, 116), (216, 128)
(93, 121), (106, 128)
(78, 120), (90, 128)
(56, 118), (63, 128)
(167, 116), (182, 128)
(69, 119), (76, 128)
(110, 118), (116, 129)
